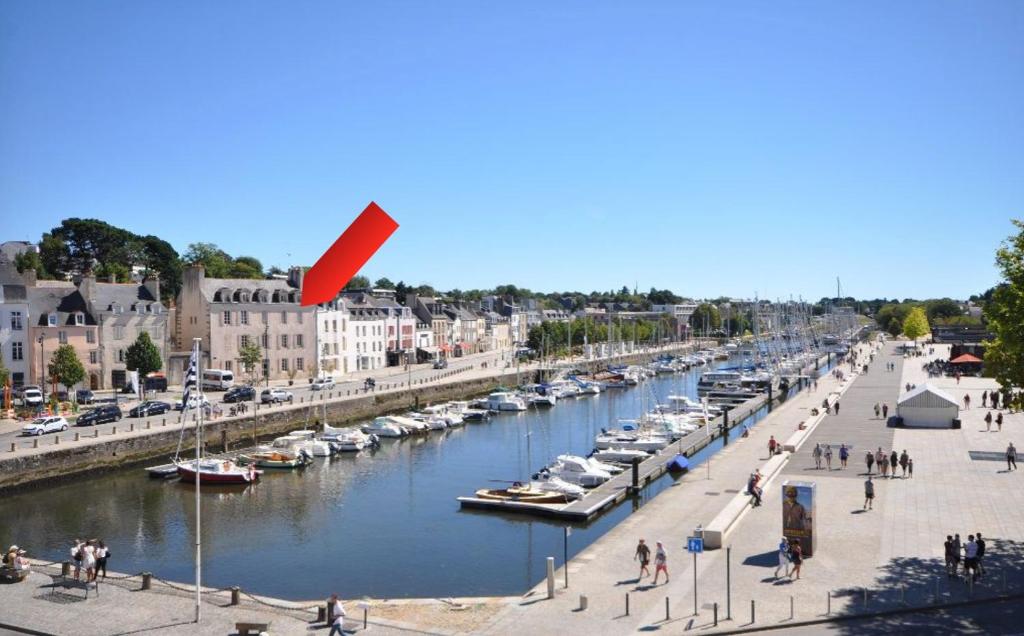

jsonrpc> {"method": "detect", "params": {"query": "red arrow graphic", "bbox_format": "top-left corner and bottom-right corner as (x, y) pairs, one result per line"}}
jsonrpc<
(301, 202), (399, 306)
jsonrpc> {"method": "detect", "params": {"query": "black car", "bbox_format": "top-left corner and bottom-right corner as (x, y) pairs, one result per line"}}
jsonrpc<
(223, 386), (257, 403)
(76, 405), (122, 426)
(76, 389), (95, 404)
(129, 401), (171, 418)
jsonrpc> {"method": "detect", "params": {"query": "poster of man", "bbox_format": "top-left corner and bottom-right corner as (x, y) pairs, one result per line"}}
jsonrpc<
(781, 480), (816, 556)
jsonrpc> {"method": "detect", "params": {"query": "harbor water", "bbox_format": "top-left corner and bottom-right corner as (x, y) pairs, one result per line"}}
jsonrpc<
(0, 361), (809, 601)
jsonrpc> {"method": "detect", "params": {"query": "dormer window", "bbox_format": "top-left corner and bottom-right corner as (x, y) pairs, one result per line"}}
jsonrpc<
(48, 313), (58, 327)
(74, 312), (85, 326)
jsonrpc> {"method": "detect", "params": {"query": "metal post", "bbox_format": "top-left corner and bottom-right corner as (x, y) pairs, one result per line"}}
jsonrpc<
(789, 595), (793, 620)
(751, 599), (755, 623)
(230, 586), (240, 605)
(563, 527), (569, 589)
(665, 596), (670, 621)
(363, 607), (368, 629)
(713, 602), (718, 626)
(863, 587), (868, 609)
(141, 572), (151, 590)
(693, 552), (698, 615)
(626, 593), (630, 616)
(546, 557), (555, 599)
(827, 591), (831, 615)
(726, 546), (732, 619)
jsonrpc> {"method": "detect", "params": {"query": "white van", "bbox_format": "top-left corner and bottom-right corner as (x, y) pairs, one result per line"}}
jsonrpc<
(201, 369), (234, 390)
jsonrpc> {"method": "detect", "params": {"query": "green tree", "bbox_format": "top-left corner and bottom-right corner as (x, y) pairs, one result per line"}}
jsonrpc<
(125, 332), (163, 378)
(374, 277), (396, 289)
(48, 344), (86, 393)
(689, 303), (721, 335)
(344, 275), (371, 290)
(984, 220), (1024, 391)
(0, 355), (9, 388)
(902, 306), (929, 341)
(238, 341), (263, 383)
(183, 242), (234, 277)
(230, 256), (264, 279)
(13, 250), (51, 278)
(924, 298), (962, 324)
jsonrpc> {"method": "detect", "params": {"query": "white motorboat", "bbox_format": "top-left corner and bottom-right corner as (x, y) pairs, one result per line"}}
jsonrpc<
(321, 424), (378, 451)
(586, 456), (623, 474)
(486, 391), (527, 412)
(540, 455), (611, 488)
(362, 416), (411, 437)
(547, 380), (580, 399)
(697, 370), (743, 394)
(528, 393), (557, 407)
(594, 430), (671, 453)
(447, 400), (490, 421)
(591, 448), (650, 464)
(421, 404), (464, 427)
(287, 430), (334, 456)
(533, 474), (586, 500)
(409, 411), (449, 430)
(577, 381), (601, 395)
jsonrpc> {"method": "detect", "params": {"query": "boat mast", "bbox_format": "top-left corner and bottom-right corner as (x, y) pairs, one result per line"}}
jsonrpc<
(193, 337), (203, 624)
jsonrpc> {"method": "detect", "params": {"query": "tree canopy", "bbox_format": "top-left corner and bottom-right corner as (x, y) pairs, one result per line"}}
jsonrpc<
(902, 306), (929, 340)
(984, 220), (1024, 391)
(238, 341), (263, 382)
(125, 332), (163, 377)
(48, 344), (86, 390)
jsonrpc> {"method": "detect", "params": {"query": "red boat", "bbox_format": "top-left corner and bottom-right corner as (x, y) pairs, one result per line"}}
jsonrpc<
(176, 459), (260, 484)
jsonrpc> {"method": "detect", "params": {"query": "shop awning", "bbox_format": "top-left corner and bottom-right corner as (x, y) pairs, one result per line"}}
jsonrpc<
(950, 353), (982, 364)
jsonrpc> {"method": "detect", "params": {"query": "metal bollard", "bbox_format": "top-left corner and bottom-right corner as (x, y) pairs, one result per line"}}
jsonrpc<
(130, 423), (134, 432)
(546, 557), (555, 599)
(95, 429), (99, 438)
(146, 422), (151, 430)
(751, 599), (755, 623)
(230, 586), (240, 605)
(790, 595), (794, 620)
(665, 597), (670, 621)
(9, 443), (14, 452)
(626, 593), (630, 616)
(54, 435), (59, 445)
(579, 595), (588, 611)
(62, 562), (71, 577)
(713, 602), (718, 626)
(317, 606), (326, 623)
(112, 426), (117, 434)
(75, 433), (80, 442)
(901, 584), (906, 605)
(33, 439), (38, 449)
(141, 572), (152, 590)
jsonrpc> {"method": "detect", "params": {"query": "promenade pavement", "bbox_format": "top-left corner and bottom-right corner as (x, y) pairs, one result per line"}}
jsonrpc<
(480, 351), (850, 635)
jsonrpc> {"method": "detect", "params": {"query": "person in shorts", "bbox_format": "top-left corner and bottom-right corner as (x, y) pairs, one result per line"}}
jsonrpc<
(635, 539), (651, 579)
(863, 476), (874, 510)
(653, 541), (669, 585)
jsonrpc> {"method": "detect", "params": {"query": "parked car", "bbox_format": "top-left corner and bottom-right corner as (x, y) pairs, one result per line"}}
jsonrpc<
(311, 377), (335, 390)
(17, 388), (44, 408)
(432, 359), (448, 369)
(222, 385), (257, 403)
(144, 375), (168, 392)
(21, 416), (69, 436)
(129, 401), (172, 418)
(76, 405), (122, 426)
(174, 395), (211, 411)
(76, 389), (95, 404)
(260, 388), (294, 404)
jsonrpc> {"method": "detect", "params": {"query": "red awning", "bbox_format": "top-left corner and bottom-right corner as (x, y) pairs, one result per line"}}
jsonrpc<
(950, 353), (982, 364)
(458, 343), (470, 349)
(439, 344), (452, 352)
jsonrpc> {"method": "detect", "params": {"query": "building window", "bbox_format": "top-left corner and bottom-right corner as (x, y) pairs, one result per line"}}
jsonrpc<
(58, 331), (67, 344)
(86, 331), (96, 344)
(296, 358), (304, 371)
(322, 343), (330, 355)
(324, 320), (329, 332)
(224, 360), (233, 371)
(261, 333), (269, 348)
(333, 343), (339, 354)
(89, 351), (98, 364)
(10, 312), (22, 330)
(332, 320), (337, 332)
(281, 311), (288, 324)
(295, 334), (303, 347)
(113, 326), (124, 340)
(241, 310), (249, 325)
(280, 358), (288, 372)
(262, 311), (268, 324)
(48, 314), (58, 327)
(240, 335), (251, 348)
(118, 349), (125, 363)
(297, 312), (303, 324)
(11, 342), (23, 361)
(223, 311), (232, 325)
(280, 334), (288, 348)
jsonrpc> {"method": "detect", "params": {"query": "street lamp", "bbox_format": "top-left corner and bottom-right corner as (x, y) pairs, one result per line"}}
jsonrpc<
(37, 335), (45, 404)
(264, 324), (270, 388)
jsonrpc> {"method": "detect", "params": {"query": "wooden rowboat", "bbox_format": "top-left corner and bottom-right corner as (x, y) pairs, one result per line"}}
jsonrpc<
(474, 487), (569, 504)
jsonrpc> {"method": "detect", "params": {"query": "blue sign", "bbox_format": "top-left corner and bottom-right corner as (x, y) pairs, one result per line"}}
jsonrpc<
(687, 537), (704, 554)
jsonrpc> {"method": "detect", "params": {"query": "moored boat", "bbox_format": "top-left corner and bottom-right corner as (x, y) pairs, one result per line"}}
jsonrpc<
(177, 459), (259, 484)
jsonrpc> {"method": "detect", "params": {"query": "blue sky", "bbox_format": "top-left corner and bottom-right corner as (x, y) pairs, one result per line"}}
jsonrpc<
(1, 2), (1021, 301)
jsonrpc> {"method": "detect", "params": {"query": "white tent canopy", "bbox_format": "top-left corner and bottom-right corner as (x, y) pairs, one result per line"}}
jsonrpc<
(897, 383), (959, 428)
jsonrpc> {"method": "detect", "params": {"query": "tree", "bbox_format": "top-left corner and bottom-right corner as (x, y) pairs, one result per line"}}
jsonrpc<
(344, 275), (371, 290)
(0, 355), (9, 388)
(689, 303), (721, 335)
(924, 298), (962, 324)
(183, 242), (234, 278)
(374, 277), (395, 289)
(125, 332), (163, 378)
(48, 344), (86, 393)
(13, 250), (51, 278)
(901, 306), (929, 341)
(238, 341), (263, 383)
(984, 219), (1024, 392)
(230, 256), (264, 279)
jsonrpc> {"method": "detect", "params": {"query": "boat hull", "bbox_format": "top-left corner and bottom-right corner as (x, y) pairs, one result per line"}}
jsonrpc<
(176, 465), (258, 484)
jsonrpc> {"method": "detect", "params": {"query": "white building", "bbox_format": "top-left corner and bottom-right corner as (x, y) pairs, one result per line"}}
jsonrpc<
(316, 299), (348, 377)
(0, 281), (30, 389)
(340, 294), (387, 372)
(896, 384), (959, 428)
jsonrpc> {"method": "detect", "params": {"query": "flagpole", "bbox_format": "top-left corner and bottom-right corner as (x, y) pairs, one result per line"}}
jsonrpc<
(194, 337), (202, 624)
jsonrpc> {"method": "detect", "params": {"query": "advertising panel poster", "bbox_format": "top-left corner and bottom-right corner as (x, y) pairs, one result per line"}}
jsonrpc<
(781, 480), (816, 557)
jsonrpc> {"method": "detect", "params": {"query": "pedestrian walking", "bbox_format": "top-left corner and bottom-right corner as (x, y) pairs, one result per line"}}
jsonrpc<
(890, 451), (898, 478)
(70, 539), (83, 581)
(774, 537), (790, 578)
(747, 472), (763, 506)
(653, 541), (669, 584)
(635, 539), (651, 578)
(952, 534), (962, 576)
(863, 476), (874, 510)
(834, 400), (840, 415)
(865, 450), (874, 474)
(944, 536), (956, 577)
(1007, 443), (1017, 471)
(965, 535), (979, 582)
(992, 392), (1000, 409)
(997, 412), (1003, 432)
(328, 594), (347, 636)
(908, 458), (913, 477)
(812, 443), (823, 470)
(789, 540), (803, 580)
(824, 444), (833, 470)
(880, 453), (889, 478)
(768, 435), (778, 457)
(839, 444), (849, 469)
(899, 451), (909, 477)
(874, 403), (881, 419)
(976, 533), (986, 578)
(982, 391), (989, 408)
(964, 394), (971, 410)
(882, 403), (889, 419)
(985, 411), (993, 432)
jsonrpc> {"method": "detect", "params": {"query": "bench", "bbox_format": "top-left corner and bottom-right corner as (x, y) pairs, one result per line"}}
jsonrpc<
(703, 453), (788, 549)
(235, 622), (270, 635)
(0, 566), (29, 583)
(48, 573), (99, 598)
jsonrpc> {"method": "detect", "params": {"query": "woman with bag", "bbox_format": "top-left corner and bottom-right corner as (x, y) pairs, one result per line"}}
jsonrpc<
(95, 541), (109, 579)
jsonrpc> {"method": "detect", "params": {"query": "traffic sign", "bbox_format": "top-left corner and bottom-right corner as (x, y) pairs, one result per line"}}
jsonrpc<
(687, 536), (704, 554)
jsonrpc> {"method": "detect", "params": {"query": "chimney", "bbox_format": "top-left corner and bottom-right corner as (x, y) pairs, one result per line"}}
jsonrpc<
(78, 273), (96, 302)
(22, 268), (37, 287)
(288, 266), (304, 290)
(143, 275), (161, 301)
